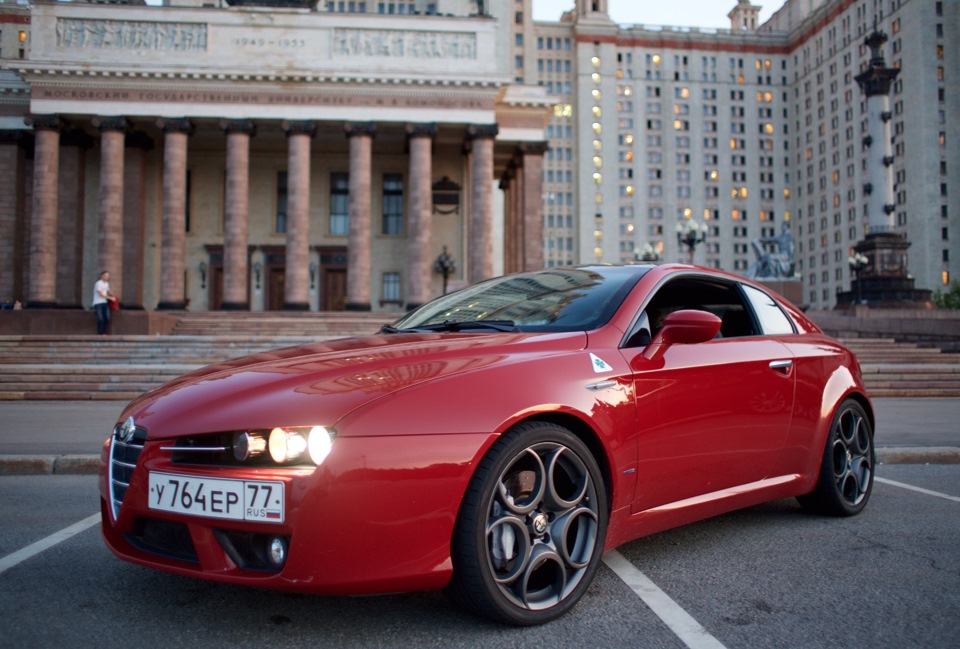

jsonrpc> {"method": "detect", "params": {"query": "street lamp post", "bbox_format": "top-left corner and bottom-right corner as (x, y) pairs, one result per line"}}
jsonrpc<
(433, 246), (456, 295)
(676, 220), (707, 264)
(848, 252), (868, 304)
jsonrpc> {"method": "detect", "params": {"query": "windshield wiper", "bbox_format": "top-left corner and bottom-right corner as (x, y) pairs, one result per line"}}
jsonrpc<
(407, 319), (518, 333)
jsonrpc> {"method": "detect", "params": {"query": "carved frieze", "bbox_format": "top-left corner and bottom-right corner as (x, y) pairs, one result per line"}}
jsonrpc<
(55, 18), (208, 52)
(333, 29), (476, 60)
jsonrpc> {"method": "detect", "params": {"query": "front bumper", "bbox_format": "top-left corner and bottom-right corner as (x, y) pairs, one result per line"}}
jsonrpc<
(99, 431), (492, 594)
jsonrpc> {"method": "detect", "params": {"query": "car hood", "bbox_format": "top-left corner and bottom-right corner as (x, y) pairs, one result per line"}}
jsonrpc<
(121, 331), (587, 438)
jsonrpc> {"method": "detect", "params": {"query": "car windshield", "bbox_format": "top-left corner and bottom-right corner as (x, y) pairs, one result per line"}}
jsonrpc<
(389, 266), (649, 333)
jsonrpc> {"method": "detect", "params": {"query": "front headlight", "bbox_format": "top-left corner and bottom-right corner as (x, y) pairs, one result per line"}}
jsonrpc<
(265, 426), (335, 466)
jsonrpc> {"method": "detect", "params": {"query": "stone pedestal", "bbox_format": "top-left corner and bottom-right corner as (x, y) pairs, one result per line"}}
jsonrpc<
(836, 233), (933, 309)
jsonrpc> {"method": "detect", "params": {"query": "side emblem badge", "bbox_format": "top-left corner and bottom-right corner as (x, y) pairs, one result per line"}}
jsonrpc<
(589, 353), (613, 374)
(117, 416), (137, 443)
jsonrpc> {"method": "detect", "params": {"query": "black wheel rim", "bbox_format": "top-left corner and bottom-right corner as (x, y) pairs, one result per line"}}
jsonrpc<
(830, 406), (872, 507)
(484, 442), (599, 611)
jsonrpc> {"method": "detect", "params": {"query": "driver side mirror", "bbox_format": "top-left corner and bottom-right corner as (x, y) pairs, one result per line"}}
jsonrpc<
(642, 309), (722, 361)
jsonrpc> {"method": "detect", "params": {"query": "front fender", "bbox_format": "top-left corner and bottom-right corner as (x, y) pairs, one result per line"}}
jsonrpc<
(334, 348), (638, 515)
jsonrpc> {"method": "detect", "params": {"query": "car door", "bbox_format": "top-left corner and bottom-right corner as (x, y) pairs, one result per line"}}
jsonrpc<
(618, 275), (796, 513)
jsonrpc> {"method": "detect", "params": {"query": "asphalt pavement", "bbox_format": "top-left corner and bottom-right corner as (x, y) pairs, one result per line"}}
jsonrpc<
(0, 397), (956, 474)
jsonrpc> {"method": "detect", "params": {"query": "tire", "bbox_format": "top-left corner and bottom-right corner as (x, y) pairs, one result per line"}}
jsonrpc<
(798, 399), (874, 516)
(446, 421), (608, 626)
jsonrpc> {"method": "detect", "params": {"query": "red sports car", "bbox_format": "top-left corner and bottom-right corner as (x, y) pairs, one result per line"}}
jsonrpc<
(100, 264), (874, 625)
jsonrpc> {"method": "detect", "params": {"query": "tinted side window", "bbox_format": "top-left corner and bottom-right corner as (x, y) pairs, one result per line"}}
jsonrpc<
(741, 285), (795, 335)
(625, 275), (756, 347)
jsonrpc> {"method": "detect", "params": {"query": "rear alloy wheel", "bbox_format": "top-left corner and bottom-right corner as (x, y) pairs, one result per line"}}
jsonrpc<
(798, 399), (874, 516)
(447, 422), (607, 625)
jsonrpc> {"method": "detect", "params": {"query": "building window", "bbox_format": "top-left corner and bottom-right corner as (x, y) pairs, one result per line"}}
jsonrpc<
(276, 171), (287, 233)
(382, 173), (404, 235)
(382, 272), (401, 304)
(330, 172), (349, 235)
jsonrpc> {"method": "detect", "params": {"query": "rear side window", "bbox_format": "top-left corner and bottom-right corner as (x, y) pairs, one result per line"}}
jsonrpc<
(741, 285), (795, 335)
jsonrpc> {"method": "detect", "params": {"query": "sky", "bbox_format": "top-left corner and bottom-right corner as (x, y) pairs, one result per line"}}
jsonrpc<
(532, 0), (780, 30)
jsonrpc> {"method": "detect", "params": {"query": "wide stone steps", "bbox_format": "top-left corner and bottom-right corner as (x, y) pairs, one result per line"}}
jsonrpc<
(0, 333), (957, 400)
(840, 338), (960, 397)
(169, 310), (398, 337)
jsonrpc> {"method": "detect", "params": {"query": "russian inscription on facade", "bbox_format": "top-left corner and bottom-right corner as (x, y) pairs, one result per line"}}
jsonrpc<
(55, 19), (208, 52)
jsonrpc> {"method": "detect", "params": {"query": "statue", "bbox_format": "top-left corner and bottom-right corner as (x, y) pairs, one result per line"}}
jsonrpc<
(745, 224), (795, 279)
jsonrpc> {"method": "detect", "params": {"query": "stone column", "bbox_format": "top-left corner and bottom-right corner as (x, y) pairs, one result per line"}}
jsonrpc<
(405, 123), (436, 309)
(512, 163), (524, 272)
(157, 118), (193, 310)
(122, 131), (154, 310)
(466, 124), (498, 285)
(25, 114), (62, 308)
(499, 168), (516, 275)
(0, 131), (29, 304)
(281, 120), (315, 311)
(93, 117), (129, 303)
(519, 143), (547, 272)
(57, 128), (94, 308)
(345, 122), (376, 311)
(221, 119), (256, 310)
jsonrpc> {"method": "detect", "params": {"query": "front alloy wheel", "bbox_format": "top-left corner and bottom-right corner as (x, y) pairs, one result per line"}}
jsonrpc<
(798, 399), (874, 516)
(447, 422), (608, 625)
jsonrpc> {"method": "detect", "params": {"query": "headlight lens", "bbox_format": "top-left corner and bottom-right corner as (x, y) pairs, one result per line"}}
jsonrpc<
(258, 426), (336, 466)
(233, 431), (267, 462)
(308, 426), (334, 465)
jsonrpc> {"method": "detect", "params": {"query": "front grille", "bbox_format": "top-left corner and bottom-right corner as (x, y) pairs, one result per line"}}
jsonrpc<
(109, 424), (147, 519)
(127, 517), (198, 563)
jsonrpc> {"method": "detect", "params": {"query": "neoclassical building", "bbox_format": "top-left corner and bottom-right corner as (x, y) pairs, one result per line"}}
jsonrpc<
(0, 0), (551, 312)
(2, 0), (957, 314)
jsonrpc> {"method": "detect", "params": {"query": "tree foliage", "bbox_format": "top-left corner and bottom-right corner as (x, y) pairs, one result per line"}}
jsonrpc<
(933, 280), (960, 310)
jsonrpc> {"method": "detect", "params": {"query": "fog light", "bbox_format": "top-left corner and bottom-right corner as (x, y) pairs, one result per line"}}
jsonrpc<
(269, 427), (307, 464)
(267, 536), (288, 569)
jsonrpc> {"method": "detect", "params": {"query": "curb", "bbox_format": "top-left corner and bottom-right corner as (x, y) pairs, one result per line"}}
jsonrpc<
(0, 447), (958, 476)
(0, 454), (100, 476)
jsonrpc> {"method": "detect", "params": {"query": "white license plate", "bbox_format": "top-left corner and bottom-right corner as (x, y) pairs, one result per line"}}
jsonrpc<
(148, 472), (285, 524)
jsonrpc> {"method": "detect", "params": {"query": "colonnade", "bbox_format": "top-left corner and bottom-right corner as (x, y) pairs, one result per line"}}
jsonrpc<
(1, 115), (546, 311)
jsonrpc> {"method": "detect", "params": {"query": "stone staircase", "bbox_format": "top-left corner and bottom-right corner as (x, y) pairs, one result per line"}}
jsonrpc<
(0, 311), (398, 400)
(169, 310), (401, 338)
(839, 338), (960, 398)
(0, 321), (957, 399)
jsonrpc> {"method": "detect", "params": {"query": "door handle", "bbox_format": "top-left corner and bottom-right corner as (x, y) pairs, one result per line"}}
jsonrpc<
(769, 359), (793, 374)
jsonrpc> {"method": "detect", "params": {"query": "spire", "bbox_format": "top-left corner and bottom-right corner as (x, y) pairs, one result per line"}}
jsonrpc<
(728, 1), (762, 32)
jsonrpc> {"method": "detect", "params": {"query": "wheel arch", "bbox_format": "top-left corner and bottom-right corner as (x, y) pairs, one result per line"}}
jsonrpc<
(516, 411), (614, 514)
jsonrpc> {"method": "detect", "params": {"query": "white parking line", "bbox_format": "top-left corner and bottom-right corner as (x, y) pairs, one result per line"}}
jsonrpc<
(0, 513), (100, 576)
(876, 477), (960, 503)
(603, 549), (728, 649)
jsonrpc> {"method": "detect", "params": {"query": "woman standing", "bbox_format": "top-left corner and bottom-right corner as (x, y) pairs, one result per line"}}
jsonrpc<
(92, 270), (116, 335)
